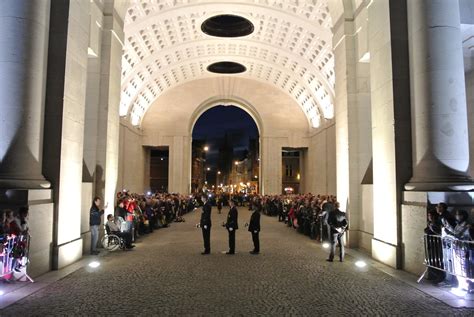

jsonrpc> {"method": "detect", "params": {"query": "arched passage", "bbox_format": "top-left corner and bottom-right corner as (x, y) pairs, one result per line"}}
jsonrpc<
(140, 77), (313, 195)
(190, 104), (260, 194)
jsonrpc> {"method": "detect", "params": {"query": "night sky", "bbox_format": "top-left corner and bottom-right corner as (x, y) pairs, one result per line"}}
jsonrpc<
(192, 105), (259, 166)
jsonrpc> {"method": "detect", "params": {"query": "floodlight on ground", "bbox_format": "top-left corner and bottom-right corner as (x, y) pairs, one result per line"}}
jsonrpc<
(451, 287), (466, 298)
(355, 260), (367, 268)
(322, 242), (330, 249)
(89, 261), (100, 268)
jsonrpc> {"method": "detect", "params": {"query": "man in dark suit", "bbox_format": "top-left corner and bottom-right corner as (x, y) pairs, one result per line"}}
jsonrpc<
(326, 202), (348, 262)
(248, 205), (261, 254)
(200, 195), (212, 255)
(225, 199), (239, 254)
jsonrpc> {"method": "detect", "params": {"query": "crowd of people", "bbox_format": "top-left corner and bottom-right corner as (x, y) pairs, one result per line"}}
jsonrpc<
(196, 192), (346, 260)
(0, 206), (30, 280)
(424, 202), (474, 286)
(8, 189), (472, 287)
(245, 194), (347, 261)
(90, 191), (199, 254)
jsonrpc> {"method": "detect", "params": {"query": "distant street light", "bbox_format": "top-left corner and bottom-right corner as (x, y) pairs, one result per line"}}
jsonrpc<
(217, 171), (221, 175)
(204, 146), (209, 152)
(234, 161), (238, 165)
(207, 167), (210, 171)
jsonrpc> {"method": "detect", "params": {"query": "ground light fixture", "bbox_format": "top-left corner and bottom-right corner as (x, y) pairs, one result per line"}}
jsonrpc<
(322, 242), (330, 249)
(89, 261), (100, 268)
(355, 260), (367, 268)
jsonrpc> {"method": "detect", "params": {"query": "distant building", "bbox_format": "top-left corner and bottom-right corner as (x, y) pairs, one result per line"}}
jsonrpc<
(282, 150), (300, 194)
(150, 149), (169, 192)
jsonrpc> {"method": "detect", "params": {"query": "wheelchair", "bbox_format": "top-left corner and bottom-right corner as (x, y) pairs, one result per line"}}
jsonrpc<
(101, 224), (125, 251)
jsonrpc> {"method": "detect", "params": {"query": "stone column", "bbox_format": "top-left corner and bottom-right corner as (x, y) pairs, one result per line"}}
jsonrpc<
(368, 0), (412, 268)
(406, 0), (474, 191)
(0, 0), (51, 189)
(43, 0), (90, 269)
(334, 9), (372, 248)
(96, 7), (123, 216)
(261, 136), (282, 195)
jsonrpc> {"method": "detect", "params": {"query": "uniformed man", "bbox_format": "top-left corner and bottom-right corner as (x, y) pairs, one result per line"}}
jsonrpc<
(200, 195), (212, 255)
(326, 202), (348, 262)
(248, 204), (261, 254)
(225, 199), (239, 254)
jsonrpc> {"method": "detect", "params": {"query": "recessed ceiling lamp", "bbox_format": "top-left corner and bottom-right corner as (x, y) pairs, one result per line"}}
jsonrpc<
(207, 61), (246, 74)
(201, 14), (254, 37)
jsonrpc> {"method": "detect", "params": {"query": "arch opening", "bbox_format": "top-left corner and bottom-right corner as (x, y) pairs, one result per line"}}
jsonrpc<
(191, 105), (260, 196)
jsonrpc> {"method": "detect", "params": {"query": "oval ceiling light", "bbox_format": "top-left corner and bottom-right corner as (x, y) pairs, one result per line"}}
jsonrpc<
(207, 61), (246, 74)
(201, 14), (254, 37)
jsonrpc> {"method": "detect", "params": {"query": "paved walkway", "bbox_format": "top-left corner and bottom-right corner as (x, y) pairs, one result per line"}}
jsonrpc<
(2, 208), (472, 316)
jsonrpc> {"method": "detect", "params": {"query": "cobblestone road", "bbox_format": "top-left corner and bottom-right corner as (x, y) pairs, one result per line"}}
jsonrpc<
(2, 208), (472, 316)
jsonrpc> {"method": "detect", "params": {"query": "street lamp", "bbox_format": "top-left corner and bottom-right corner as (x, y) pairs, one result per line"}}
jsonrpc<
(204, 146), (209, 152)
(217, 171), (221, 175)
(207, 167), (210, 171)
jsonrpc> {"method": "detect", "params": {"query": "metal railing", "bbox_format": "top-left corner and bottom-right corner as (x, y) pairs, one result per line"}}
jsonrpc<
(1, 234), (34, 282)
(418, 234), (474, 283)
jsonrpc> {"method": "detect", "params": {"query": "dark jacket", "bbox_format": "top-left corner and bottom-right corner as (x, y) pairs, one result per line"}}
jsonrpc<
(226, 206), (239, 230)
(327, 209), (347, 234)
(200, 202), (212, 228)
(115, 206), (127, 220)
(90, 205), (104, 226)
(248, 210), (260, 232)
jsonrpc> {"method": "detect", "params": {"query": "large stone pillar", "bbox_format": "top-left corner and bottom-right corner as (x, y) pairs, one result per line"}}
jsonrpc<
(368, 0), (412, 268)
(0, 0), (51, 189)
(334, 8), (372, 248)
(406, 0), (474, 191)
(96, 5), (123, 216)
(43, 0), (90, 269)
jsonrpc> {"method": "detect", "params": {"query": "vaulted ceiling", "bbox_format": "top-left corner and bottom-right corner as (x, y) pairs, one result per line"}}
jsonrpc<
(120, 0), (335, 128)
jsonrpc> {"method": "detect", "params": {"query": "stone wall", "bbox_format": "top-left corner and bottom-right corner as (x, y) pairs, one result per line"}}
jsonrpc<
(305, 124), (336, 195)
(118, 120), (146, 194)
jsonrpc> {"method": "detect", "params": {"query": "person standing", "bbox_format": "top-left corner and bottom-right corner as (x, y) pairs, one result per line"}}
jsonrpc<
(225, 200), (239, 254)
(90, 196), (106, 255)
(248, 205), (261, 254)
(326, 202), (347, 262)
(217, 196), (223, 214)
(200, 195), (212, 255)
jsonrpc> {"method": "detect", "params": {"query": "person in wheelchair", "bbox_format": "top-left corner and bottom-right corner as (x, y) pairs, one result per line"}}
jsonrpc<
(106, 215), (135, 249)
